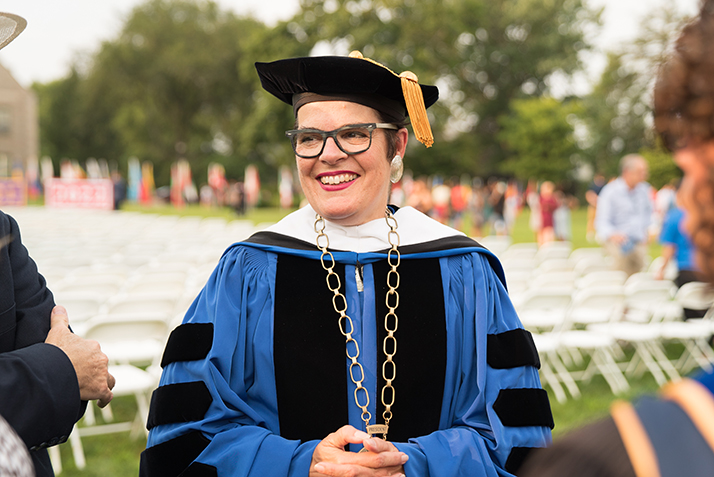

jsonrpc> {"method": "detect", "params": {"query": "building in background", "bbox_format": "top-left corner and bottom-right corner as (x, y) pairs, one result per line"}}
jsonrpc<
(0, 62), (37, 175)
(0, 62), (37, 205)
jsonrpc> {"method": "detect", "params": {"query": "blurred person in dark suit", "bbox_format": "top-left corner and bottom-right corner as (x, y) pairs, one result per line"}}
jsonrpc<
(1, 210), (116, 477)
(0, 12), (115, 476)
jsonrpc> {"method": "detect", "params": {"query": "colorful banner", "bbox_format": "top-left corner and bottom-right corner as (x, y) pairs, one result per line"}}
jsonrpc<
(44, 178), (113, 210)
(0, 179), (27, 206)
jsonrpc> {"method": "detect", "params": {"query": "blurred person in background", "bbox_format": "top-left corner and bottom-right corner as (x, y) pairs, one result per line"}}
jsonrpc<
(585, 173), (606, 242)
(504, 181), (521, 235)
(656, 191), (707, 319)
(520, 2), (714, 475)
(595, 154), (653, 276)
(111, 169), (127, 210)
(526, 179), (542, 243)
(406, 176), (433, 215)
(449, 176), (467, 231)
(553, 189), (577, 242)
(488, 179), (508, 235)
(652, 178), (679, 236)
(538, 181), (558, 245)
(469, 177), (486, 237)
(431, 178), (451, 224)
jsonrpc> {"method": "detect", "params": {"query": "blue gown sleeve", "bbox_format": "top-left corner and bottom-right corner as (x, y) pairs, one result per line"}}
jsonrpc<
(394, 252), (552, 477)
(142, 246), (319, 477)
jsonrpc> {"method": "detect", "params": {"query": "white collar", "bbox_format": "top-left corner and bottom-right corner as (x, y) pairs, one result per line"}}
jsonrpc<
(264, 205), (465, 253)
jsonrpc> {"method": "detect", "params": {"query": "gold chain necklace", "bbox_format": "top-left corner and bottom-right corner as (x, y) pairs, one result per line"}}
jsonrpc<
(314, 209), (401, 443)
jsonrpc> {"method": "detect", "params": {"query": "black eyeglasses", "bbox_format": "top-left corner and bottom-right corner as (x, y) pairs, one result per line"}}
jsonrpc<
(285, 123), (398, 158)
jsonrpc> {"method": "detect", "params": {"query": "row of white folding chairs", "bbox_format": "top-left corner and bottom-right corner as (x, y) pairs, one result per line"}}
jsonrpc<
(515, 276), (706, 332)
(499, 241), (574, 264)
(502, 249), (616, 279)
(528, 281), (714, 403)
(4, 207), (255, 474)
(506, 256), (677, 301)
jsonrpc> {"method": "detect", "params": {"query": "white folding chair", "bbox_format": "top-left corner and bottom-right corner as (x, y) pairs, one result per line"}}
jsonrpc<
(534, 258), (574, 275)
(652, 283), (714, 373)
(53, 281), (123, 301)
(478, 235), (512, 257)
(659, 318), (714, 373)
(501, 243), (538, 261)
(104, 293), (180, 317)
(504, 269), (532, 303)
(531, 332), (581, 403)
(529, 271), (578, 293)
(648, 256), (678, 281)
(573, 256), (615, 277)
(623, 279), (678, 323)
(55, 364), (159, 472)
(588, 320), (680, 386)
(565, 285), (626, 329)
(624, 271), (657, 288)
(51, 292), (107, 325)
(535, 242), (572, 264)
(514, 288), (572, 332)
(568, 247), (605, 266)
(575, 270), (627, 290)
(674, 281), (714, 313)
(82, 315), (170, 367)
(583, 280), (682, 386)
(557, 329), (630, 395)
(500, 257), (537, 275)
(52, 315), (165, 473)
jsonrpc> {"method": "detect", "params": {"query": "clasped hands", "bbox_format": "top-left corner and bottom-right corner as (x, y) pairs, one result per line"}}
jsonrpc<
(45, 306), (115, 407)
(310, 425), (407, 477)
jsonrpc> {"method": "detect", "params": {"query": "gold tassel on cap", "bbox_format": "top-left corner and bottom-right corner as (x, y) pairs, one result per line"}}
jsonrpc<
(399, 71), (434, 148)
(349, 50), (435, 148)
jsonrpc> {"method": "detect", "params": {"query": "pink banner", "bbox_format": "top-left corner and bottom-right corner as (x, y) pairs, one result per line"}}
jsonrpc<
(45, 178), (113, 210)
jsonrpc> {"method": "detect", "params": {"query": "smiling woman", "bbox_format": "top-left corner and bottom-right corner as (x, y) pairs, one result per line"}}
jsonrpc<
(141, 51), (553, 477)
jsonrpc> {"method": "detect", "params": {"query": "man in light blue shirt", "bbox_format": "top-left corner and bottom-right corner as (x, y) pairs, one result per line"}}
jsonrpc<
(595, 154), (653, 276)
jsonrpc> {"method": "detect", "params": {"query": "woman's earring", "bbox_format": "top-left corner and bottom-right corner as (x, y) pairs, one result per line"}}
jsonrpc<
(390, 155), (403, 183)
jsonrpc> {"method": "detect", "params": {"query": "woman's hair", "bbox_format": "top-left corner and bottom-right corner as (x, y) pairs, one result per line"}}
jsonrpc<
(654, 0), (714, 149)
(654, 0), (714, 282)
(377, 110), (409, 159)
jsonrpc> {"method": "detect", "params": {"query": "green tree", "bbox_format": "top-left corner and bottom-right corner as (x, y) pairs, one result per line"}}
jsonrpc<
(33, 70), (89, 162)
(33, 0), (296, 186)
(498, 97), (581, 182)
(86, 0), (273, 184)
(581, 5), (691, 178)
(641, 144), (681, 190)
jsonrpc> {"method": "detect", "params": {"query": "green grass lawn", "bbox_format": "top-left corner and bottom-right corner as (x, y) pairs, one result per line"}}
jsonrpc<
(52, 203), (669, 475)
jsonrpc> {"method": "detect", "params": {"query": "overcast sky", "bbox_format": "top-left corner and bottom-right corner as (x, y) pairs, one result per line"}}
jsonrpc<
(0, 0), (701, 88)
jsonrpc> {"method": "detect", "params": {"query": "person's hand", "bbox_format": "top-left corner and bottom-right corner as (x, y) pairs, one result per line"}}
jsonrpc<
(609, 233), (627, 245)
(310, 425), (407, 477)
(45, 306), (115, 407)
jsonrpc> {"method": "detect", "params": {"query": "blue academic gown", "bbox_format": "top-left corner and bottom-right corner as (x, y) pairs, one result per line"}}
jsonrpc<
(141, 206), (552, 477)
